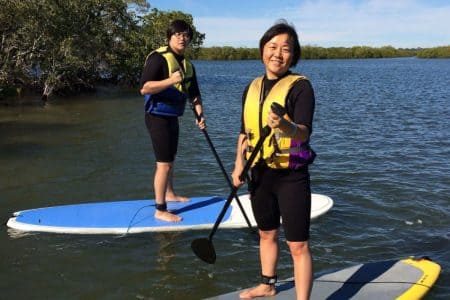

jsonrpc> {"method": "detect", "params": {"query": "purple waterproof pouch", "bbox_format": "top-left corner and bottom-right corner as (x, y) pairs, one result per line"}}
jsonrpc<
(288, 140), (316, 169)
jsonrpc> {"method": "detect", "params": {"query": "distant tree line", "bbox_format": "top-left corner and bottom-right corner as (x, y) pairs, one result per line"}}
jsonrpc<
(416, 46), (450, 58)
(195, 47), (260, 60)
(194, 45), (450, 60)
(301, 46), (417, 59)
(1, 0), (449, 101)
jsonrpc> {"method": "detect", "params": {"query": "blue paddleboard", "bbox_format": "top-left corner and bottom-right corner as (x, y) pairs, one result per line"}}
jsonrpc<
(6, 193), (333, 234)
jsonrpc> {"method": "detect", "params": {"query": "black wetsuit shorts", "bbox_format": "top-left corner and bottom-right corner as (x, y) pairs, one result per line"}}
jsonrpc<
(250, 164), (311, 242)
(145, 113), (179, 163)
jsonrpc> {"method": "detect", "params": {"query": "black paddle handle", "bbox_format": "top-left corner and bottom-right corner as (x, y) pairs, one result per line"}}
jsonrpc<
(207, 125), (271, 240)
(271, 102), (287, 117)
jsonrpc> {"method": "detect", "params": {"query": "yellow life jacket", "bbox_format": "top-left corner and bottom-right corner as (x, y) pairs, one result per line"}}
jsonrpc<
(152, 46), (194, 94)
(243, 74), (313, 169)
(143, 46), (194, 116)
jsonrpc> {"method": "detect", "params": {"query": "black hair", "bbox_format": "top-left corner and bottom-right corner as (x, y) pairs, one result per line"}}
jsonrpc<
(166, 19), (193, 40)
(259, 20), (301, 67)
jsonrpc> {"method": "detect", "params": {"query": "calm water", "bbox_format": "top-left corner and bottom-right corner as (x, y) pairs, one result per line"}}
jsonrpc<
(1, 58), (449, 299)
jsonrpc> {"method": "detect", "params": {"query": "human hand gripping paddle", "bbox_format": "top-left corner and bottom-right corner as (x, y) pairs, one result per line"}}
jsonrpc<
(191, 102), (285, 264)
(178, 69), (256, 234)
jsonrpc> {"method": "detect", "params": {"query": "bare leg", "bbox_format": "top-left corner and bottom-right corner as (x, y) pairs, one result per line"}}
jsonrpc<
(287, 241), (313, 300)
(239, 229), (278, 299)
(154, 162), (181, 222)
(165, 164), (189, 202)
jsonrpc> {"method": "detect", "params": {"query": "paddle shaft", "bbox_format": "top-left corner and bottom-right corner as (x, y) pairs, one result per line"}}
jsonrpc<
(207, 126), (271, 240)
(189, 103), (255, 231)
(179, 71), (255, 231)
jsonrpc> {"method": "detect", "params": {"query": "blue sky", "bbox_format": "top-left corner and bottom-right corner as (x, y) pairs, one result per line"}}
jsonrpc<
(147, 0), (450, 48)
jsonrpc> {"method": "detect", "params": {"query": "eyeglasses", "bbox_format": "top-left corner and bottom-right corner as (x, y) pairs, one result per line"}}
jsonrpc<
(173, 32), (190, 39)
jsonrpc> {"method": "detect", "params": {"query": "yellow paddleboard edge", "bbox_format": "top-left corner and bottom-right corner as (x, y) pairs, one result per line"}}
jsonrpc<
(396, 257), (441, 300)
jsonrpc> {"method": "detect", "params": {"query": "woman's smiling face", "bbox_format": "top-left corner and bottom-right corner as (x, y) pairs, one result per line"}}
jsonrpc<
(262, 33), (293, 79)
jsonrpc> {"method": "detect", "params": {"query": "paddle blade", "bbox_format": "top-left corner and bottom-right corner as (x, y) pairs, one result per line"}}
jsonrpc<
(191, 238), (216, 264)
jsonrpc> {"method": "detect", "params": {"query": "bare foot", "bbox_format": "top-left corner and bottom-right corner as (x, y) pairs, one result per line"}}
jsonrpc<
(155, 210), (182, 222)
(166, 194), (189, 202)
(239, 284), (276, 299)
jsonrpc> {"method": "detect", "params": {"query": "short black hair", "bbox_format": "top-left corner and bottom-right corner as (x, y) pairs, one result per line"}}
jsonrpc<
(259, 20), (301, 67)
(166, 19), (193, 40)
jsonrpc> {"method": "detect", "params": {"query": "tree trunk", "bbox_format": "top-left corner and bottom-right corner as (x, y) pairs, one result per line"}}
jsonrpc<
(42, 83), (53, 102)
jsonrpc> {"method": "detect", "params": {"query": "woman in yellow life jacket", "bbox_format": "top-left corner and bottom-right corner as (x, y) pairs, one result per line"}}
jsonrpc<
(231, 20), (316, 300)
(140, 20), (205, 223)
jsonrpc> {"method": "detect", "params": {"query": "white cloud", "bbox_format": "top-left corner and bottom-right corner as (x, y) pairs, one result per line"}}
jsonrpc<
(196, 0), (450, 48)
(289, 0), (450, 47)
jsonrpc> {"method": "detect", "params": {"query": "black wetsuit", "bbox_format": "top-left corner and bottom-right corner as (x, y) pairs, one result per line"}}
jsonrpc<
(241, 73), (315, 241)
(140, 48), (201, 162)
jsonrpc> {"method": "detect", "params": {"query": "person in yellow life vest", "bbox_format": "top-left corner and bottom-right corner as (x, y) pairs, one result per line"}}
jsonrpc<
(140, 20), (205, 223)
(231, 20), (316, 300)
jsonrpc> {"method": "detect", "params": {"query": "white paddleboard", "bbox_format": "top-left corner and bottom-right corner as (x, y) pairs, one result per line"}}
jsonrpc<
(6, 193), (333, 234)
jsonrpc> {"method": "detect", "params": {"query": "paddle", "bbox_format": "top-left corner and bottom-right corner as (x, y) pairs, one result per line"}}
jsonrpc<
(188, 103), (257, 233)
(179, 69), (255, 232)
(191, 123), (272, 264)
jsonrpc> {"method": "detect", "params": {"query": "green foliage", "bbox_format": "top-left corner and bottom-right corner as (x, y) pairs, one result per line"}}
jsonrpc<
(139, 8), (205, 59)
(195, 47), (260, 60)
(0, 1), (201, 99)
(0, 0), (144, 97)
(417, 46), (450, 58)
(193, 45), (420, 60)
(301, 45), (417, 59)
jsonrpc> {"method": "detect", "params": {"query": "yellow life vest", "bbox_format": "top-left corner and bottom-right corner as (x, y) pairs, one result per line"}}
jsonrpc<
(243, 74), (311, 169)
(151, 46), (194, 94)
(143, 46), (194, 116)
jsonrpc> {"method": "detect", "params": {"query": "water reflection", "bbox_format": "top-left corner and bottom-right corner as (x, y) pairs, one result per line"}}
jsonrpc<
(153, 232), (181, 271)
